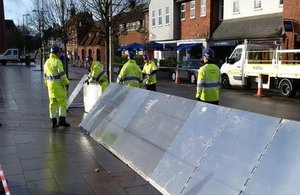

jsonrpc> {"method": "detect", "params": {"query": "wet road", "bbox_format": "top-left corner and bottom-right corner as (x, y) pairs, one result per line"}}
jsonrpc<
(155, 72), (300, 122)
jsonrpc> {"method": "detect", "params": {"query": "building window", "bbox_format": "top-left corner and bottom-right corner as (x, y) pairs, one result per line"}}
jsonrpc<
(190, 1), (195, 19)
(165, 7), (170, 25)
(200, 0), (206, 17)
(233, 0), (240, 14)
(152, 10), (155, 27)
(181, 3), (186, 20)
(158, 8), (162, 26)
(119, 24), (124, 34)
(127, 22), (139, 31)
(280, 0), (283, 5)
(254, 0), (262, 9)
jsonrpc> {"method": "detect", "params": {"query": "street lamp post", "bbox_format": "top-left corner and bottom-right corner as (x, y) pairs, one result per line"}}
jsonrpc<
(22, 14), (30, 56)
(41, 7), (46, 71)
(32, 9), (43, 70)
(32, 1), (46, 71)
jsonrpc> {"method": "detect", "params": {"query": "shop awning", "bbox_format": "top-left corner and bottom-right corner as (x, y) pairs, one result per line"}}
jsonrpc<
(211, 13), (282, 41)
(143, 41), (173, 51)
(175, 43), (202, 51)
(208, 40), (238, 47)
(117, 42), (144, 51)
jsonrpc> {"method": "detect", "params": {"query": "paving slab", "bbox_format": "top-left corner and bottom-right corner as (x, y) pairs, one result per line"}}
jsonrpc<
(0, 64), (162, 195)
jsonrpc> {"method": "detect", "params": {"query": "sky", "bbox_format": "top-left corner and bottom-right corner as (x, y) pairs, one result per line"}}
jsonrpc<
(4, 0), (33, 25)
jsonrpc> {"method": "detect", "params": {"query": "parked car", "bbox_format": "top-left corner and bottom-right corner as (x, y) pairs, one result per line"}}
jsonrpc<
(170, 59), (203, 84)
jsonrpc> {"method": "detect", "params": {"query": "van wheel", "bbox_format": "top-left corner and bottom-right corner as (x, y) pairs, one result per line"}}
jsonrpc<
(171, 71), (176, 82)
(243, 78), (251, 89)
(0, 60), (6, 65)
(279, 80), (296, 98)
(190, 74), (196, 84)
(221, 74), (231, 89)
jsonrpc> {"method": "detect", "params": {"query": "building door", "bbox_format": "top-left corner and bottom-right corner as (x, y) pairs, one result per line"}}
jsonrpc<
(97, 49), (100, 61)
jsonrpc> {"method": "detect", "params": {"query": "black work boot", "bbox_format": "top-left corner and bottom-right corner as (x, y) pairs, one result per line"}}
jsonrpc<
(51, 118), (58, 128)
(58, 116), (70, 127)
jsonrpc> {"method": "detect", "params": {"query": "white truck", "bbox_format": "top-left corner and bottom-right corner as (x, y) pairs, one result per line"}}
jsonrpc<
(220, 43), (300, 97)
(0, 48), (35, 65)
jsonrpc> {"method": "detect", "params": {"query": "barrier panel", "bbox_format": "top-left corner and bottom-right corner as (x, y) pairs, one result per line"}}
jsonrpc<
(67, 74), (87, 109)
(80, 83), (300, 195)
(83, 84), (102, 113)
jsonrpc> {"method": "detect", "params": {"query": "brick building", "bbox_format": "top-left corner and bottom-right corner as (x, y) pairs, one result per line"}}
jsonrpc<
(179, 0), (220, 41)
(117, 5), (148, 46)
(0, 0), (5, 52)
(282, 0), (300, 49)
(4, 20), (20, 49)
(66, 4), (148, 67)
(176, 0), (221, 60)
(77, 21), (106, 65)
(0, 0), (21, 53)
(66, 10), (94, 67)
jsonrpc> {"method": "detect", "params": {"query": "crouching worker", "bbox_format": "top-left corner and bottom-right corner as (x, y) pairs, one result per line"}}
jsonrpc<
(84, 56), (108, 92)
(44, 45), (70, 128)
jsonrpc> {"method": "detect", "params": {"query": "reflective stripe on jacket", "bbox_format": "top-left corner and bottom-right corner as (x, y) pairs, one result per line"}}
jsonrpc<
(88, 61), (108, 85)
(44, 53), (69, 99)
(196, 63), (221, 102)
(116, 60), (142, 88)
(142, 60), (157, 84)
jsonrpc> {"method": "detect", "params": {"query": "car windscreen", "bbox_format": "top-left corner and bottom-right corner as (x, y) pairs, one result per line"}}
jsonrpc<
(189, 61), (202, 69)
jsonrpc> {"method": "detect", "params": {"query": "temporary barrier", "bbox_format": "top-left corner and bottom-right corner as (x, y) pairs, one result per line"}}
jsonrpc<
(80, 83), (300, 195)
(67, 74), (87, 109)
(256, 73), (264, 97)
(175, 67), (180, 84)
(83, 83), (102, 113)
(0, 164), (10, 195)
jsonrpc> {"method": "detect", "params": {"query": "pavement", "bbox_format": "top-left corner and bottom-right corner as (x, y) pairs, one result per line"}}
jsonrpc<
(0, 63), (162, 195)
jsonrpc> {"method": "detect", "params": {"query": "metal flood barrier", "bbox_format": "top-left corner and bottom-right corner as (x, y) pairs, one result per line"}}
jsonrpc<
(67, 74), (87, 109)
(80, 83), (300, 195)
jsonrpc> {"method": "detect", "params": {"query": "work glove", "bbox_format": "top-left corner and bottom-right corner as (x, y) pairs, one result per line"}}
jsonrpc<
(84, 79), (89, 85)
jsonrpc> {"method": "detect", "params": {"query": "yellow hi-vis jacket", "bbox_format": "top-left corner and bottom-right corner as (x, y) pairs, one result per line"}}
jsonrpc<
(196, 63), (221, 102)
(87, 60), (109, 92)
(116, 59), (143, 88)
(142, 60), (158, 85)
(44, 53), (69, 99)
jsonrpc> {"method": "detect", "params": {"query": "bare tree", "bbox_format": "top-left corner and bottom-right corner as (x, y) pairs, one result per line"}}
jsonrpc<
(43, 0), (83, 77)
(29, 0), (83, 75)
(79, 0), (146, 81)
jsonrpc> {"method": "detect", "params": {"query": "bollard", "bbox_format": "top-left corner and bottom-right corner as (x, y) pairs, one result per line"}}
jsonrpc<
(256, 73), (264, 97)
(175, 67), (180, 84)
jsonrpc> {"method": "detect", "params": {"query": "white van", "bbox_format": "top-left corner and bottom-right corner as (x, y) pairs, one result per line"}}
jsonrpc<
(221, 44), (275, 88)
(220, 43), (300, 97)
(0, 48), (35, 65)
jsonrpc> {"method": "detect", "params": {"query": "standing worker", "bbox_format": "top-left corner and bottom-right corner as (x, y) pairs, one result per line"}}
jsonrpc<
(116, 51), (143, 88)
(196, 48), (221, 105)
(142, 54), (158, 91)
(44, 45), (70, 128)
(85, 56), (109, 92)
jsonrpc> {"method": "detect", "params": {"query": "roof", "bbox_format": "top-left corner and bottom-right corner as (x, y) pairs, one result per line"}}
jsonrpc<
(78, 21), (105, 46)
(211, 13), (283, 41)
(5, 20), (17, 31)
(116, 4), (146, 24)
